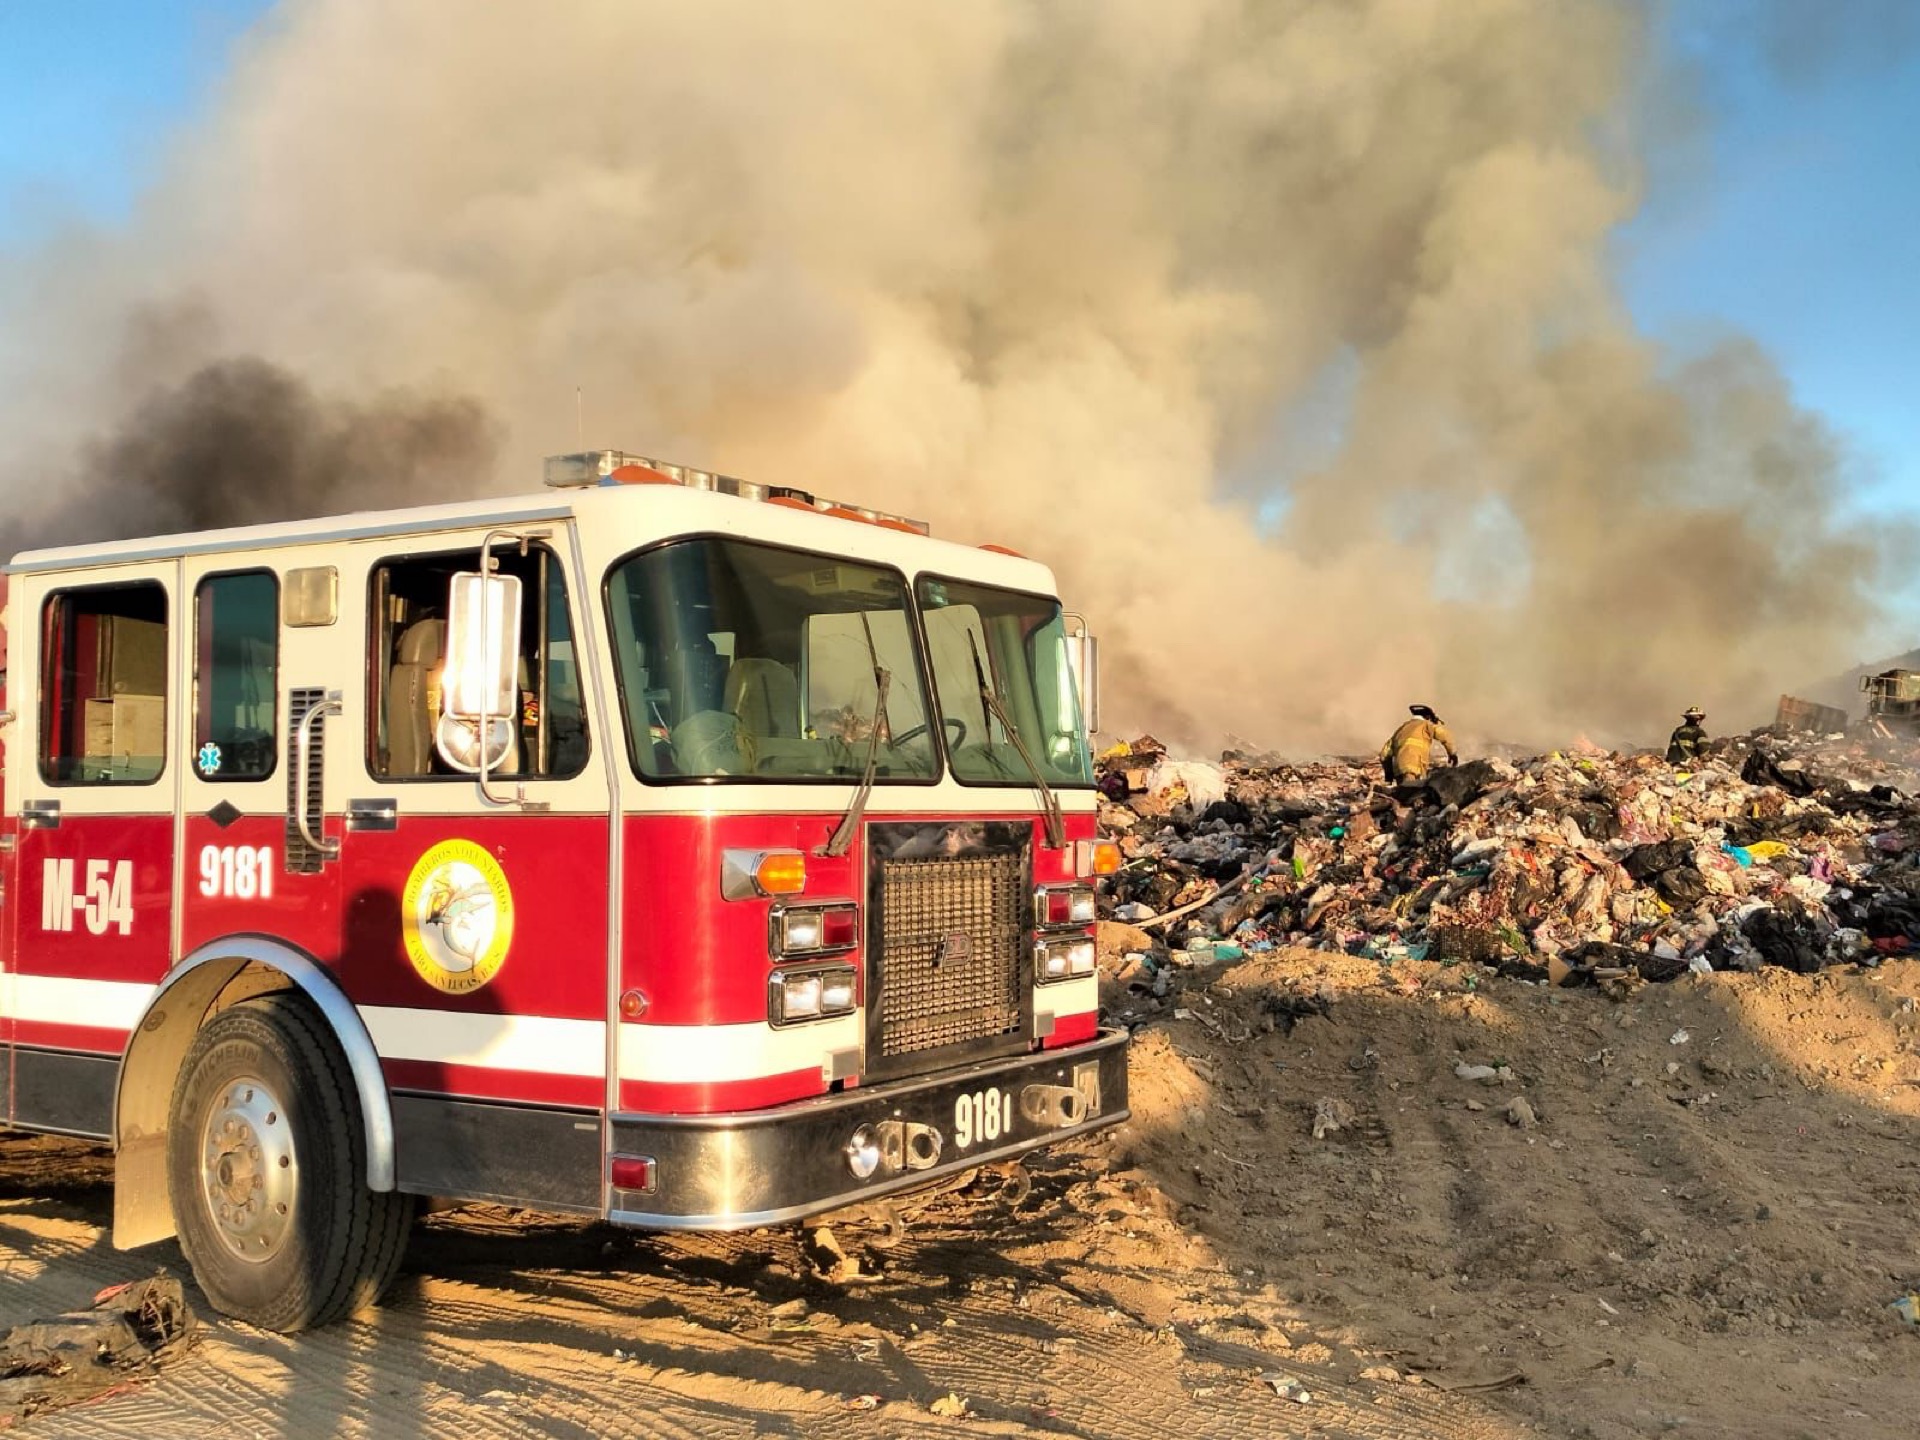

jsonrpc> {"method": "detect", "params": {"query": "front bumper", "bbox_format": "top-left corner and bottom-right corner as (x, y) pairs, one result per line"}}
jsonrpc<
(605, 1028), (1129, 1229)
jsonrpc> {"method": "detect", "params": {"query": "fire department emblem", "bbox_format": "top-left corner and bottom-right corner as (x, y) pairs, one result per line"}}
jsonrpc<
(401, 839), (515, 994)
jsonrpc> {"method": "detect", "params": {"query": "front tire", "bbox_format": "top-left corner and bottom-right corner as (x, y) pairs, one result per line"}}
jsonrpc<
(167, 993), (413, 1330)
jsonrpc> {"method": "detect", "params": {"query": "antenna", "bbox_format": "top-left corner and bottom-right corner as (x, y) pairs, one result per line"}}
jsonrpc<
(575, 386), (584, 449)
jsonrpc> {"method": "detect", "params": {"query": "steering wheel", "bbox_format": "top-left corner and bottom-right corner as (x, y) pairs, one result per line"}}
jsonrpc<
(892, 716), (969, 747)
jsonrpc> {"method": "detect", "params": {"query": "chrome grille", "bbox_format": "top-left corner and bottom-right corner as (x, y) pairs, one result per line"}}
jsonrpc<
(874, 850), (1025, 1060)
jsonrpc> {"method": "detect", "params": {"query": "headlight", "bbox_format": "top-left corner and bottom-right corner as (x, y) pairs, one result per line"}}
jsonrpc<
(784, 911), (825, 951)
(769, 964), (858, 1024)
(1035, 937), (1096, 983)
(819, 969), (857, 1013)
(779, 972), (823, 1020)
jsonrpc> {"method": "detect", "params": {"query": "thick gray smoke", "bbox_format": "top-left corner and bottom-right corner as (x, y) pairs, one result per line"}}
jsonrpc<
(4, 354), (495, 554)
(0, 0), (1901, 754)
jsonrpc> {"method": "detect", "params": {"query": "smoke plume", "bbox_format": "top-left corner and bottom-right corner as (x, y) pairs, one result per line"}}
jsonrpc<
(0, 0), (1901, 754)
(5, 355), (496, 554)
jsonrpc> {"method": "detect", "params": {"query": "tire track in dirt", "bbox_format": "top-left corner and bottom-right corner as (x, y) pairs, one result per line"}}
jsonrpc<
(1, 1132), (1527, 1440)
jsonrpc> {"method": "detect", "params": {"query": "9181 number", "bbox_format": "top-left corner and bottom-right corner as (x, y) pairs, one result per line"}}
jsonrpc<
(199, 844), (275, 900)
(953, 1087), (1014, 1150)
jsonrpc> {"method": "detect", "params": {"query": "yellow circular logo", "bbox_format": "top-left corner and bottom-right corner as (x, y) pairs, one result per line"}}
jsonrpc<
(401, 839), (515, 994)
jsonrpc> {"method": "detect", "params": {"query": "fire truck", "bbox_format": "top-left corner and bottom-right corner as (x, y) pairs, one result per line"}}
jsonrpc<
(0, 450), (1126, 1331)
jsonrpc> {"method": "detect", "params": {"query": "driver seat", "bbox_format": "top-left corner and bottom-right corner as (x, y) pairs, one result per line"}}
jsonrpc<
(726, 658), (799, 738)
(387, 618), (445, 776)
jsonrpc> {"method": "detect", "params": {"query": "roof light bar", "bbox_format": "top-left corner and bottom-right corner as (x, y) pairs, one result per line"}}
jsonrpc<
(544, 449), (930, 535)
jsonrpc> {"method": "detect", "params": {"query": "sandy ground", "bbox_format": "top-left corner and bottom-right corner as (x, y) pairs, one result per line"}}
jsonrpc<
(4, 953), (1917, 1438)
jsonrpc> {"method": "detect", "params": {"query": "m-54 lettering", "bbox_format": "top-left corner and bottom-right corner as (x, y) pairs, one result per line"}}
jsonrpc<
(41, 858), (135, 935)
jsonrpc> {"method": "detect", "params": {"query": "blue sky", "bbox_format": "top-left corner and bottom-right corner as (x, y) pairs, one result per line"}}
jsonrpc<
(0, 0), (266, 240)
(1, 1), (1915, 530)
(1615, 5), (1920, 523)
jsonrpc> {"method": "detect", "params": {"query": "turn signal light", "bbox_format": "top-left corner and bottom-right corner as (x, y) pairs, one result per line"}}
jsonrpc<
(755, 851), (807, 896)
(1076, 838), (1123, 877)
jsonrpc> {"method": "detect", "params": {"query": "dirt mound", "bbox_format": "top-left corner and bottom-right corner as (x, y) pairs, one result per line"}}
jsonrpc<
(1108, 947), (1920, 1438)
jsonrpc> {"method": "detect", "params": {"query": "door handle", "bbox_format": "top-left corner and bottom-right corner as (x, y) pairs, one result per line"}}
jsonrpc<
(22, 799), (61, 830)
(346, 798), (398, 832)
(294, 692), (343, 860)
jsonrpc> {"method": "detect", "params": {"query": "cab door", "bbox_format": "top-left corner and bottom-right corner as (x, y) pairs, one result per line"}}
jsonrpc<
(10, 562), (180, 1137)
(175, 562), (346, 968)
(2, 577), (14, 1123)
(331, 529), (613, 1213)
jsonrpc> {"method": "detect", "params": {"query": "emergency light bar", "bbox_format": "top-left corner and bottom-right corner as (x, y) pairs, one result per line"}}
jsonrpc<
(544, 449), (930, 535)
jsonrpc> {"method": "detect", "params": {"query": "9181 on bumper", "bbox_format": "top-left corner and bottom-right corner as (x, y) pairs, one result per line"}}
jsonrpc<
(605, 1028), (1129, 1229)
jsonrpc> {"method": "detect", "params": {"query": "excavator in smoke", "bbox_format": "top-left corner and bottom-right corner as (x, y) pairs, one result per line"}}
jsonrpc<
(1772, 667), (1920, 739)
(1858, 668), (1920, 737)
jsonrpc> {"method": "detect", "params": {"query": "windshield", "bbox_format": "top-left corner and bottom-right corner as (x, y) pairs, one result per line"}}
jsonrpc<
(606, 539), (939, 781)
(917, 577), (1093, 788)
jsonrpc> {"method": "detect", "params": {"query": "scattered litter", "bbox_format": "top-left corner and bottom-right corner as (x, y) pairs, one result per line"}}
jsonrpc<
(1454, 1063), (1513, 1084)
(845, 1393), (884, 1410)
(0, 1276), (196, 1428)
(1260, 1372), (1312, 1403)
(929, 1391), (974, 1418)
(1311, 1096), (1355, 1140)
(1890, 1294), (1920, 1326)
(1669, 1029), (1691, 1046)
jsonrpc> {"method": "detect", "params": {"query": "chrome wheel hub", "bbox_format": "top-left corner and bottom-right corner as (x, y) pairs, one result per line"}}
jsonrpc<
(199, 1076), (297, 1262)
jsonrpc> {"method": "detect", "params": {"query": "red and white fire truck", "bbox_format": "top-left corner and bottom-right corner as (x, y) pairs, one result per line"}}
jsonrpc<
(0, 450), (1125, 1330)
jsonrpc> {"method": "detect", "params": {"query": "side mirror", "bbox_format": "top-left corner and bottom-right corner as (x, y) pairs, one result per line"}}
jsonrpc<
(434, 571), (522, 774)
(1063, 613), (1099, 736)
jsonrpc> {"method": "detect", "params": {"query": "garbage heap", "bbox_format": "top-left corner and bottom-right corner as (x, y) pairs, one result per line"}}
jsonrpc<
(1096, 730), (1920, 987)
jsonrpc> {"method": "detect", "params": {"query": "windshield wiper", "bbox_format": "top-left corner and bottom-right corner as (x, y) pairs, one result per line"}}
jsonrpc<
(818, 664), (890, 857)
(969, 633), (1065, 849)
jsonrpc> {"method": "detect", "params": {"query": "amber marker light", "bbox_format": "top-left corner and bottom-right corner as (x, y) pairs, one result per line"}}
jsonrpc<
(1077, 839), (1123, 878)
(755, 851), (807, 896)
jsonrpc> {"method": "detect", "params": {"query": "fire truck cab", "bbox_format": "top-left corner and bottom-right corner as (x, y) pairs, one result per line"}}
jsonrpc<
(0, 451), (1125, 1330)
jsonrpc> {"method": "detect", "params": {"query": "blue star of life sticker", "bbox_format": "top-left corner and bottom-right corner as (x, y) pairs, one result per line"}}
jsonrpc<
(196, 741), (223, 776)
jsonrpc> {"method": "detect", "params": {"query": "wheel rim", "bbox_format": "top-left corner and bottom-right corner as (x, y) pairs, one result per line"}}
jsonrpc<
(198, 1075), (297, 1263)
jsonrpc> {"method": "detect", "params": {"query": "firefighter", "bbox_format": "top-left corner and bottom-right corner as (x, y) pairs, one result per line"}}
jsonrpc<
(1666, 706), (1708, 765)
(1380, 704), (1457, 784)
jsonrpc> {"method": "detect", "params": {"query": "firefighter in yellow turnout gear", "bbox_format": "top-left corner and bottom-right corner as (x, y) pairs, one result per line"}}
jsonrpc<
(1381, 705), (1458, 784)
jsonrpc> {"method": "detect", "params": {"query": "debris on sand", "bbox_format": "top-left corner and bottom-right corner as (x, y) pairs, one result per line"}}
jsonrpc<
(1310, 1096), (1354, 1140)
(0, 1276), (196, 1427)
(928, 1391), (974, 1418)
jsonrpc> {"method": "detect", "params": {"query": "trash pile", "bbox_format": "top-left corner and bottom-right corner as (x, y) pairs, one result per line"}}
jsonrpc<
(1096, 729), (1920, 992)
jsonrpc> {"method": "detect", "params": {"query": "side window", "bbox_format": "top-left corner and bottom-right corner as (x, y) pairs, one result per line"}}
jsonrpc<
(194, 571), (279, 782)
(367, 544), (590, 780)
(40, 581), (169, 785)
